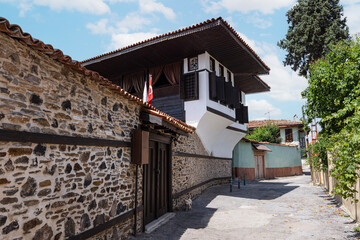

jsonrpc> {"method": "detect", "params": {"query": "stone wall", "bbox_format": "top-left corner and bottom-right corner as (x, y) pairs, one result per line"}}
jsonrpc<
(0, 31), (143, 239)
(172, 133), (231, 210)
(0, 28), (233, 239)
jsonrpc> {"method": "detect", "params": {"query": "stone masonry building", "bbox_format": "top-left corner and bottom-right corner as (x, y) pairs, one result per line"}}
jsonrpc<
(0, 17), (269, 239)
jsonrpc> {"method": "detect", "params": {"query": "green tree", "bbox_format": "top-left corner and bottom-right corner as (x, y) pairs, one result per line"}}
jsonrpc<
(302, 37), (360, 135)
(246, 124), (281, 143)
(278, 0), (349, 77)
(302, 36), (360, 199)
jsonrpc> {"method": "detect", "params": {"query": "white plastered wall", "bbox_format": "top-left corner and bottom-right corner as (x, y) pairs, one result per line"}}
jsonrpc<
(184, 52), (247, 158)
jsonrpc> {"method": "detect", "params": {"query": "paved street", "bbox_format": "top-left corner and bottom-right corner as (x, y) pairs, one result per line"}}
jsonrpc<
(134, 170), (359, 240)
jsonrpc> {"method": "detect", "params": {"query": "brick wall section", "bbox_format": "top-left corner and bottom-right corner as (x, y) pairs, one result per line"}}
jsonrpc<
(0, 31), (143, 239)
(172, 133), (231, 210)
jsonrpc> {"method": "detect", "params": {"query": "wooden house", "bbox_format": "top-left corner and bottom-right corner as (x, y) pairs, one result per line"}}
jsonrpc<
(82, 17), (270, 159)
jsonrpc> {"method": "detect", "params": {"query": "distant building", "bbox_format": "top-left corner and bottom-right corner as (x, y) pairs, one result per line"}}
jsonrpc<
(248, 120), (306, 153)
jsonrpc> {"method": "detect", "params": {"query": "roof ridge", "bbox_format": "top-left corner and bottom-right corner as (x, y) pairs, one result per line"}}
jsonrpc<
(0, 16), (195, 133)
(80, 17), (270, 71)
(80, 17), (222, 64)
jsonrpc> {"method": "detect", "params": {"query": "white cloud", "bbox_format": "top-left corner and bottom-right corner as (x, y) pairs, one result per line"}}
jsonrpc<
(105, 0), (136, 2)
(34, 0), (110, 14)
(110, 31), (158, 49)
(6, 0), (176, 18)
(238, 31), (308, 102)
(85, 0), (175, 49)
(139, 0), (176, 20)
(87, 19), (114, 35)
(343, 1), (360, 35)
(115, 13), (152, 32)
(8, 0), (111, 16)
(262, 54), (307, 102)
(203, 0), (295, 15)
(87, 13), (158, 49)
(247, 14), (272, 29)
(247, 99), (282, 119)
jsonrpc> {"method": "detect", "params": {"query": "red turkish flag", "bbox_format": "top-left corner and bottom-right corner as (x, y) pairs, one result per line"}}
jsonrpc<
(148, 74), (153, 105)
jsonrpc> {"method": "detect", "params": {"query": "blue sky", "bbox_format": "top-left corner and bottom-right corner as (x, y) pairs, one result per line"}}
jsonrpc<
(2, 0), (360, 121)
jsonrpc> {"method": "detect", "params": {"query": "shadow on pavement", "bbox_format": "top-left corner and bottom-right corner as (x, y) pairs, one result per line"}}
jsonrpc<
(132, 180), (298, 239)
(228, 181), (298, 200)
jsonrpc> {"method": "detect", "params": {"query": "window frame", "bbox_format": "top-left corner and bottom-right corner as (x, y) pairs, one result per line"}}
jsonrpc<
(285, 128), (293, 142)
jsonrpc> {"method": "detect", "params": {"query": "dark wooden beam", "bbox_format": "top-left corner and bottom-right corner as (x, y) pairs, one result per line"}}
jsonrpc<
(149, 132), (172, 144)
(226, 126), (247, 134)
(140, 112), (187, 135)
(206, 106), (235, 122)
(67, 206), (143, 240)
(172, 151), (232, 161)
(172, 177), (230, 199)
(0, 129), (131, 147)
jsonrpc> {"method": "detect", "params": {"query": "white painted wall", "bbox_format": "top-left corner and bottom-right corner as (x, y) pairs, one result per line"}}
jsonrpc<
(183, 52), (247, 158)
(212, 128), (246, 158)
(196, 111), (234, 156)
(280, 127), (300, 146)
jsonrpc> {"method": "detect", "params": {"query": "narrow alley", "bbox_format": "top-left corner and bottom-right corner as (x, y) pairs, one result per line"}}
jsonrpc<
(134, 169), (359, 240)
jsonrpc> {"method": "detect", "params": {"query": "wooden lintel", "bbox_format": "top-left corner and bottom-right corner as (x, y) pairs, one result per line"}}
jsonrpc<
(67, 206), (143, 240)
(140, 112), (187, 135)
(0, 129), (131, 147)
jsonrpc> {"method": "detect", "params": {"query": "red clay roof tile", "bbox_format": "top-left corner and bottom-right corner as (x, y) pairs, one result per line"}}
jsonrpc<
(0, 17), (195, 134)
(248, 120), (303, 129)
(81, 17), (270, 72)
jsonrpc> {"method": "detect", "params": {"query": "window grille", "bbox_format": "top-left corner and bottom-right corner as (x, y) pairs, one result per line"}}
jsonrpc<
(183, 72), (199, 101)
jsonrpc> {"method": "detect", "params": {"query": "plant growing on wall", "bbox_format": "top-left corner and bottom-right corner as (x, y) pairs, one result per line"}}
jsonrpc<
(302, 36), (360, 200)
(307, 135), (328, 171)
(246, 124), (281, 143)
(278, 0), (349, 77)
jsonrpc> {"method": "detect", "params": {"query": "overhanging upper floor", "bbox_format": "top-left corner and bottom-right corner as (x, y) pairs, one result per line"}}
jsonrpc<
(82, 17), (270, 94)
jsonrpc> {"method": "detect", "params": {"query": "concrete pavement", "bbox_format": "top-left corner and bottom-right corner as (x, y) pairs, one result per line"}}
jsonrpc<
(133, 170), (359, 240)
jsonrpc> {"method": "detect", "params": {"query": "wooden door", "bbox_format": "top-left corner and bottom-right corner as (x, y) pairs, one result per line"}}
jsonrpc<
(143, 141), (157, 225)
(254, 155), (265, 179)
(143, 140), (170, 225)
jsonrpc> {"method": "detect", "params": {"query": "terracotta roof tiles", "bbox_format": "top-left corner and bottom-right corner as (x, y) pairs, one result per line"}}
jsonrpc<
(81, 17), (270, 72)
(0, 17), (195, 134)
(248, 120), (304, 129)
(242, 138), (298, 147)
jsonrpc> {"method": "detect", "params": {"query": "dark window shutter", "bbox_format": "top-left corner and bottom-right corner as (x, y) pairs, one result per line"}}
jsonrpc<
(236, 104), (244, 123)
(225, 81), (232, 107)
(243, 106), (249, 123)
(216, 76), (226, 103)
(232, 88), (240, 109)
(184, 72), (199, 101)
(209, 71), (217, 101)
(180, 73), (185, 99)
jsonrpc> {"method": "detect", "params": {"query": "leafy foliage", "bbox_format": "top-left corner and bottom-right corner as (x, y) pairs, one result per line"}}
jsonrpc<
(302, 36), (360, 199)
(278, 0), (349, 77)
(246, 124), (281, 143)
(308, 135), (328, 171)
(302, 38), (360, 134)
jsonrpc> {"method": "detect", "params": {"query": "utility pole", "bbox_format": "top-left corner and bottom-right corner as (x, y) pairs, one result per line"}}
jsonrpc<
(310, 118), (320, 183)
(264, 111), (270, 120)
(310, 119), (318, 144)
(302, 106), (314, 183)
